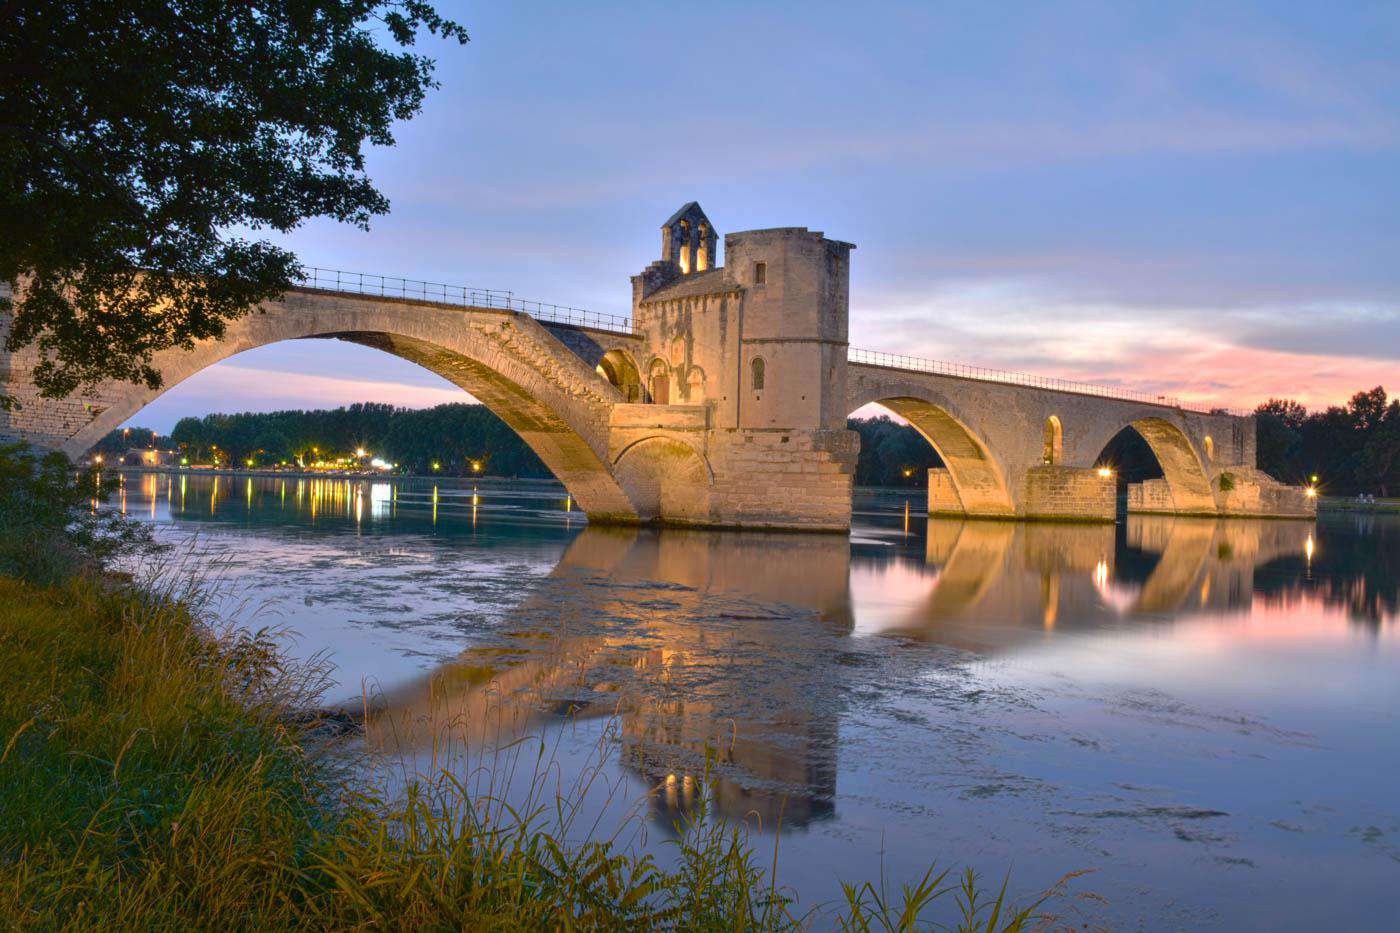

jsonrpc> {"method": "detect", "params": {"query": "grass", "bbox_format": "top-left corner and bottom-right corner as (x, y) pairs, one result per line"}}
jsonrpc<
(0, 567), (1080, 930)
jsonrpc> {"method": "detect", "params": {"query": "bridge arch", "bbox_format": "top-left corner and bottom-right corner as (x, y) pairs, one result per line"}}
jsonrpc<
(56, 292), (642, 521)
(1093, 416), (1216, 515)
(847, 384), (1016, 517)
(612, 435), (713, 524)
(596, 348), (643, 402)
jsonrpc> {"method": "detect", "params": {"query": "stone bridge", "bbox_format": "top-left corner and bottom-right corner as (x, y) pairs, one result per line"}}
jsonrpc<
(0, 201), (1313, 530)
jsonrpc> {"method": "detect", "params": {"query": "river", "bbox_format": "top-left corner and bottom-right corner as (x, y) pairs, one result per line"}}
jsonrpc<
(109, 471), (1400, 929)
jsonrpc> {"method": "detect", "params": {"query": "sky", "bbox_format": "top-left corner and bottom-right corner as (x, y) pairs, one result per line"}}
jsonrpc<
(128, 0), (1400, 432)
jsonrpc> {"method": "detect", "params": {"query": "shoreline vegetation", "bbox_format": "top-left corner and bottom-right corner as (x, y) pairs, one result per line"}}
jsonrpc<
(0, 443), (1081, 929)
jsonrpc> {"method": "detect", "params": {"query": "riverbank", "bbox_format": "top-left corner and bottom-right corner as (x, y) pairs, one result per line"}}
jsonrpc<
(113, 464), (563, 486)
(0, 571), (1056, 928)
(1319, 496), (1400, 514)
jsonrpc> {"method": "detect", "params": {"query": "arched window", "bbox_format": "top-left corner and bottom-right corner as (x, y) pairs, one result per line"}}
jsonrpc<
(1203, 435), (1215, 462)
(685, 366), (706, 400)
(648, 359), (670, 405)
(751, 357), (765, 392)
(1043, 415), (1063, 465)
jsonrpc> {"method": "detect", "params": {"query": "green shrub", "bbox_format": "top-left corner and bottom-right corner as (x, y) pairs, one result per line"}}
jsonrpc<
(0, 443), (155, 583)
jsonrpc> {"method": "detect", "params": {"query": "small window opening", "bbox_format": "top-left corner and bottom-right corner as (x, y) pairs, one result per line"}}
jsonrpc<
(753, 261), (767, 285)
(1043, 415), (1063, 465)
(751, 357), (766, 391)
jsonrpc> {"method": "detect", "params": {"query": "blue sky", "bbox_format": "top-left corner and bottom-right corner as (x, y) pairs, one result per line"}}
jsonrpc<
(130, 0), (1399, 431)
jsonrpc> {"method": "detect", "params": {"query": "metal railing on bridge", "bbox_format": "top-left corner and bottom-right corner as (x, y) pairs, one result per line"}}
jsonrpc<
(294, 267), (636, 335)
(847, 347), (1246, 416)
(285, 266), (1244, 417)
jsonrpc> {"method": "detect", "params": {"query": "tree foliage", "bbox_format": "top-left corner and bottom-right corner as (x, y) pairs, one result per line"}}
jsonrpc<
(0, 1), (467, 399)
(1255, 387), (1400, 496)
(0, 443), (154, 582)
(848, 415), (943, 487)
(147, 402), (551, 477)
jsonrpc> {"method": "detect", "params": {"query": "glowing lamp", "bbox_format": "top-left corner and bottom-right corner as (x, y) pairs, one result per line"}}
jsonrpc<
(1305, 486), (1317, 498)
(1097, 467), (1113, 478)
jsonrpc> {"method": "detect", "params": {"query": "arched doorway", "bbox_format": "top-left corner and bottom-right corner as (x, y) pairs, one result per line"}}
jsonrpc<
(596, 349), (643, 402)
(647, 359), (671, 405)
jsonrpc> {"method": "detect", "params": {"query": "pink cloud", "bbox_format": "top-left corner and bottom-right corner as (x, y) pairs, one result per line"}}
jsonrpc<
(1049, 343), (1397, 411)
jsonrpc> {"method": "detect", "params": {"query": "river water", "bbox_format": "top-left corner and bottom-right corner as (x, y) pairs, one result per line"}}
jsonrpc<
(111, 471), (1399, 929)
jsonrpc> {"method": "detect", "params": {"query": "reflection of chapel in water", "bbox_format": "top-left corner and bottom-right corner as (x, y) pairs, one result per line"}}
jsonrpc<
(362, 513), (1316, 831)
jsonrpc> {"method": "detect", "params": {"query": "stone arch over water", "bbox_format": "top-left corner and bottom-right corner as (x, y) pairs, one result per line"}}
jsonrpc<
(1092, 416), (1216, 514)
(846, 389), (1016, 518)
(34, 290), (644, 522)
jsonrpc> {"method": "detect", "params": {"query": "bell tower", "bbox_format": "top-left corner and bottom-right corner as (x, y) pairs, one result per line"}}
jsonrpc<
(660, 201), (717, 274)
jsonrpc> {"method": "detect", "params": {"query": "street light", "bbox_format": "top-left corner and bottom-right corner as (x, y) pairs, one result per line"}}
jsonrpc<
(355, 448), (366, 458)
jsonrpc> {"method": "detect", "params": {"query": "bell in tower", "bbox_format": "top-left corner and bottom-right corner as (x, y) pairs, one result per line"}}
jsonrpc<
(660, 202), (717, 274)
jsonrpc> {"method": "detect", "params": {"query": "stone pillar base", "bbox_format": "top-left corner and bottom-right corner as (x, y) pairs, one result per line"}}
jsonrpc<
(699, 428), (858, 531)
(1021, 465), (1116, 521)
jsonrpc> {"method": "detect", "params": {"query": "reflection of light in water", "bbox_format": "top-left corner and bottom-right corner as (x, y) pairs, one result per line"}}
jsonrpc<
(370, 482), (392, 519)
(565, 494), (572, 512)
(179, 473), (186, 510)
(210, 476), (219, 514)
(245, 478), (253, 507)
(1093, 558), (1143, 613)
(1305, 535), (1315, 563)
(850, 558), (940, 636)
(1093, 559), (1109, 590)
(431, 485), (438, 525)
(355, 486), (364, 523)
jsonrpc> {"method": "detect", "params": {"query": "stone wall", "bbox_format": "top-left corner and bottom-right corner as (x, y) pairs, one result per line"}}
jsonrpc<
(1128, 478), (1176, 513)
(926, 467), (965, 515)
(1214, 467), (1317, 518)
(1021, 465), (1115, 520)
(705, 428), (857, 531)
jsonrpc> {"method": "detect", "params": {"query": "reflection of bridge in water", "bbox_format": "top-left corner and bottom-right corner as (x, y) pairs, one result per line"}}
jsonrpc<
(364, 517), (1313, 830)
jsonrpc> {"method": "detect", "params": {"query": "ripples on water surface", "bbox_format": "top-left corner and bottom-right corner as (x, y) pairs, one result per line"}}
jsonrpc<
(112, 471), (1399, 929)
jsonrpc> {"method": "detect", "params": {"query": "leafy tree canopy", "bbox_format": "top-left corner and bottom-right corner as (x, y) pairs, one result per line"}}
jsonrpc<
(0, 1), (467, 401)
(1255, 387), (1399, 496)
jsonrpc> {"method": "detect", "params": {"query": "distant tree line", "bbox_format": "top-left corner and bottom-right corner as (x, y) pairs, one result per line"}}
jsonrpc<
(847, 416), (943, 487)
(106, 403), (549, 478)
(1256, 387), (1399, 497)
